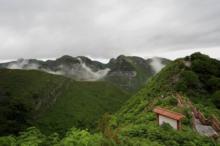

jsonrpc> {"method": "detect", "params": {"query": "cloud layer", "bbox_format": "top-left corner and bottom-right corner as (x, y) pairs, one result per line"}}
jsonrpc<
(6, 58), (110, 81)
(0, 0), (220, 60)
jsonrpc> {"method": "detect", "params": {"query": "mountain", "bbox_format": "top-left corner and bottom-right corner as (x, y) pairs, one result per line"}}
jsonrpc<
(110, 52), (220, 145)
(105, 55), (169, 92)
(0, 52), (219, 145)
(0, 55), (170, 92)
(0, 56), (108, 81)
(0, 69), (129, 135)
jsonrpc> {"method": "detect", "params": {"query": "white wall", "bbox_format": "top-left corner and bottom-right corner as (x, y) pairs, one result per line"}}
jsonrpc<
(159, 115), (178, 129)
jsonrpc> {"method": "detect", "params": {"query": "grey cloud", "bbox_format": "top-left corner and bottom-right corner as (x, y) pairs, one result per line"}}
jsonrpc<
(0, 0), (220, 60)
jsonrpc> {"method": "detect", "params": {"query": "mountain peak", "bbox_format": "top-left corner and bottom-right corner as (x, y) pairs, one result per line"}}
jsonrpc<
(0, 55), (171, 92)
(56, 55), (80, 64)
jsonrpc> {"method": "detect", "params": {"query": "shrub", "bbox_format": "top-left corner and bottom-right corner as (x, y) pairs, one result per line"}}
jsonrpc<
(161, 123), (173, 131)
(16, 127), (45, 146)
(212, 90), (220, 109)
(58, 127), (102, 146)
(176, 71), (200, 92)
(0, 136), (16, 146)
(207, 76), (220, 91)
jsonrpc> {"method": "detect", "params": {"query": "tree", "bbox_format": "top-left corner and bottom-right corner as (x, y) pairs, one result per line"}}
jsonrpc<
(98, 113), (120, 144)
(0, 96), (33, 135)
(176, 71), (200, 92)
(212, 90), (220, 109)
(207, 76), (220, 91)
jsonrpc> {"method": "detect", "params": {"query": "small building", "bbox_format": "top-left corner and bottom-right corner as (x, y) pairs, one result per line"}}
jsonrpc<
(153, 107), (184, 130)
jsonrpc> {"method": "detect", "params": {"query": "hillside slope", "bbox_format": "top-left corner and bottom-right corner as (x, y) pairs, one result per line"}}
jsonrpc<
(0, 69), (129, 135)
(112, 52), (220, 145)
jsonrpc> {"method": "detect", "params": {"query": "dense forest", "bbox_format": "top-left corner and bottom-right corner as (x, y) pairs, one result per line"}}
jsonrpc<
(0, 69), (129, 136)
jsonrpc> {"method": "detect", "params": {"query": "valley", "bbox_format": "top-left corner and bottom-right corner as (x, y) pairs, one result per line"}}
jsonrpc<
(0, 52), (220, 146)
(0, 69), (129, 135)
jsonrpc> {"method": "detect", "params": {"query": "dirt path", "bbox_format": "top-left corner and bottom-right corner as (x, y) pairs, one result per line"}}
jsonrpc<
(176, 93), (219, 137)
(193, 113), (218, 137)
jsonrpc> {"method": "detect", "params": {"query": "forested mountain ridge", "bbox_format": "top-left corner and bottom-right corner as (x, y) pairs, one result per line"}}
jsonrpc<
(0, 55), (170, 92)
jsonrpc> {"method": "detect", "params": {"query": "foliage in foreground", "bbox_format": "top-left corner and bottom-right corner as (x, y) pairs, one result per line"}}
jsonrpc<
(0, 121), (218, 146)
(0, 127), (102, 146)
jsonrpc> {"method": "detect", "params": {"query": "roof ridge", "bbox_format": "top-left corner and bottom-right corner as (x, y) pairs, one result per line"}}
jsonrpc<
(153, 107), (185, 120)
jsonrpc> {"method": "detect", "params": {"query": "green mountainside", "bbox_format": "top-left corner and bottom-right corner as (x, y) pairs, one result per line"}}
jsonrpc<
(111, 52), (220, 145)
(117, 52), (220, 123)
(0, 69), (129, 135)
(0, 52), (219, 146)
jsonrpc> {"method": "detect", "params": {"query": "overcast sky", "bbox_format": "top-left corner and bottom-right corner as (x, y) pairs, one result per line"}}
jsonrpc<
(0, 0), (220, 61)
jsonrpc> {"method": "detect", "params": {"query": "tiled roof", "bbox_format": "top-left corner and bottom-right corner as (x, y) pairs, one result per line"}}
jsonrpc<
(153, 107), (184, 120)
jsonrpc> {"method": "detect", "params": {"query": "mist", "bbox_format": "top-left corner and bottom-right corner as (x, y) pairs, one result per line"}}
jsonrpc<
(149, 58), (165, 73)
(7, 59), (40, 70)
(6, 58), (110, 81)
(54, 58), (110, 81)
(75, 58), (110, 81)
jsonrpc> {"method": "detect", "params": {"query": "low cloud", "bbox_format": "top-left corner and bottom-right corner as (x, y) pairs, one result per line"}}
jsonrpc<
(150, 58), (165, 73)
(54, 58), (110, 81)
(76, 58), (110, 81)
(6, 58), (110, 81)
(7, 59), (40, 70)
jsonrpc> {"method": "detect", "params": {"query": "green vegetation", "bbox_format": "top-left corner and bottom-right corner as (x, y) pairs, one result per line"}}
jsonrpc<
(0, 69), (130, 135)
(0, 127), (103, 146)
(36, 81), (129, 135)
(110, 52), (220, 145)
(212, 90), (220, 109)
(105, 55), (161, 92)
(0, 52), (219, 145)
(0, 120), (216, 146)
